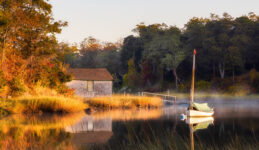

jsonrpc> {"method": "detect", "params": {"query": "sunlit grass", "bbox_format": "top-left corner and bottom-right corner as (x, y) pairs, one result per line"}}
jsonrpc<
(0, 96), (88, 114)
(0, 85), (88, 114)
(87, 95), (162, 109)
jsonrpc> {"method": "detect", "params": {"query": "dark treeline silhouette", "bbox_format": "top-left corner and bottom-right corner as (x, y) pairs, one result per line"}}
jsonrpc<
(65, 13), (259, 93)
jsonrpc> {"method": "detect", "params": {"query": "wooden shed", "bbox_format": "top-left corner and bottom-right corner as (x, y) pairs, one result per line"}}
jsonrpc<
(67, 68), (113, 97)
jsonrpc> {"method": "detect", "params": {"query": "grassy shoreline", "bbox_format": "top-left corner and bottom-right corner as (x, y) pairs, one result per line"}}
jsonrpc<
(0, 96), (88, 116)
(87, 95), (162, 109)
(0, 94), (162, 116)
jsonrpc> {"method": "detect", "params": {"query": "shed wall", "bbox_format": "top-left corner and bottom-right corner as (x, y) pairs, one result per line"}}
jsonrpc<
(94, 81), (112, 96)
(66, 80), (112, 97)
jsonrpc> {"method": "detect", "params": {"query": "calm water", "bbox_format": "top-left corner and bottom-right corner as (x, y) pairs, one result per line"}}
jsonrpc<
(0, 99), (258, 150)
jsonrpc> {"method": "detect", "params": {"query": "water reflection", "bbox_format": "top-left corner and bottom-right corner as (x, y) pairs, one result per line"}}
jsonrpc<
(0, 113), (85, 150)
(184, 117), (214, 150)
(92, 108), (162, 121)
(0, 101), (258, 150)
(65, 109), (163, 147)
(65, 116), (113, 145)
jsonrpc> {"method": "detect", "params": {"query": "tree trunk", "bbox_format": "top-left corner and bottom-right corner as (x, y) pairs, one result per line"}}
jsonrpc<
(219, 63), (225, 79)
(173, 68), (178, 88)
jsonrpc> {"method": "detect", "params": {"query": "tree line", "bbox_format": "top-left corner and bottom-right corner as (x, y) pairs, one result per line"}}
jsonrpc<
(64, 13), (259, 93)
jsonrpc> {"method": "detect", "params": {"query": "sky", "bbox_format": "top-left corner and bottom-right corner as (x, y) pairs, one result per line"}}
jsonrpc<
(49, 0), (259, 44)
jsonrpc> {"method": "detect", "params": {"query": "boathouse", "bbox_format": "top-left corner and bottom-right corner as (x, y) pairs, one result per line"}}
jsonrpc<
(67, 68), (113, 97)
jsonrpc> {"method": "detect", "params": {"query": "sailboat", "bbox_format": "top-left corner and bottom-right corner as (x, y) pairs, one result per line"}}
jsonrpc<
(186, 49), (214, 117)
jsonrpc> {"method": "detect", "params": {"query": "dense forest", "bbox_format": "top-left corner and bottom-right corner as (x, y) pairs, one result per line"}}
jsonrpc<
(0, 0), (259, 96)
(64, 13), (259, 94)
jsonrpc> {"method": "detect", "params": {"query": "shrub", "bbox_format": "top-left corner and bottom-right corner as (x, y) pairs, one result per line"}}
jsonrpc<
(0, 71), (5, 89)
(249, 69), (259, 92)
(0, 71), (8, 98)
(196, 80), (211, 91)
(7, 77), (26, 97)
(178, 81), (190, 92)
(227, 84), (250, 96)
(56, 84), (75, 96)
(58, 71), (72, 83)
(0, 108), (9, 117)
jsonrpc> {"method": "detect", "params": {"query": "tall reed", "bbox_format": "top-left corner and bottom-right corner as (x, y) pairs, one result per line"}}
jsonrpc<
(0, 96), (87, 114)
(87, 95), (162, 109)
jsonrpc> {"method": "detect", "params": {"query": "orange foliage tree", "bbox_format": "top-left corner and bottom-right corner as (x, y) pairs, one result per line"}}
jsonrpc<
(0, 0), (71, 97)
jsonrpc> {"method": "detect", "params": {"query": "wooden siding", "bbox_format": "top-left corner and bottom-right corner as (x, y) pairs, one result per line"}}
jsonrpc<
(66, 80), (112, 97)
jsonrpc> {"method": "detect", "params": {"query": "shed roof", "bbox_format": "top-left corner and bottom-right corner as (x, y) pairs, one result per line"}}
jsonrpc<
(68, 68), (113, 81)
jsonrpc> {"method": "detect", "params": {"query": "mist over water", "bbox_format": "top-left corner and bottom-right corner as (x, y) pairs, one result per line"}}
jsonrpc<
(0, 97), (258, 150)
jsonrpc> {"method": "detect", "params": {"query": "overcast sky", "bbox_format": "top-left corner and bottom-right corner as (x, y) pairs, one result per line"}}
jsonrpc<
(49, 0), (259, 44)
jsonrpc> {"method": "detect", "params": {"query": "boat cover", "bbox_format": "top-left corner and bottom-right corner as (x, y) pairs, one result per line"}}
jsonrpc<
(191, 102), (213, 112)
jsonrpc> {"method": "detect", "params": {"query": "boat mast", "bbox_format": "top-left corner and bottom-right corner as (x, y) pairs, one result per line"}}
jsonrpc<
(190, 49), (196, 109)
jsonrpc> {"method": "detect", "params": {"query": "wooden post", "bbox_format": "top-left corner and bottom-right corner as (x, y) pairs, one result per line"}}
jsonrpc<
(190, 49), (196, 109)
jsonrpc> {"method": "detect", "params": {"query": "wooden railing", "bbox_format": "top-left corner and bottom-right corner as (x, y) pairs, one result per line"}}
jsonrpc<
(141, 92), (177, 102)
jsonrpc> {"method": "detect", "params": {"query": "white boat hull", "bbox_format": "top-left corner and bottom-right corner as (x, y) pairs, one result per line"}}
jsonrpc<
(186, 110), (214, 117)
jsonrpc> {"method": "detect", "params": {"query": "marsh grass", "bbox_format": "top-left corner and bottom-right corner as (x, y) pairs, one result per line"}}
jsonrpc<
(87, 95), (162, 109)
(98, 125), (259, 150)
(0, 96), (88, 114)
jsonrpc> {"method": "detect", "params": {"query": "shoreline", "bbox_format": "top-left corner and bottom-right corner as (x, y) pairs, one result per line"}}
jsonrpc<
(0, 96), (88, 117)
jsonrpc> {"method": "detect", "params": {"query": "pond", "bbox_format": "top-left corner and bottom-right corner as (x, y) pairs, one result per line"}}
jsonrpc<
(0, 99), (258, 150)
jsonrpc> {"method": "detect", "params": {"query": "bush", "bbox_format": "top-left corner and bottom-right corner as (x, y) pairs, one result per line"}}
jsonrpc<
(0, 108), (9, 117)
(58, 71), (72, 83)
(8, 77), (26, 97)
(196, 80), (211, 91)
(249, 69), (259, 92)
(0, 71), (8, 98)
(227, 84), (250, 96)
(56, 84), (75, 96)
(0, 71), (6, 89)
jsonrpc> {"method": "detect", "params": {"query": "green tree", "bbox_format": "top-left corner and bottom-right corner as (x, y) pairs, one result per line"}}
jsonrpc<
(141, 25), (185, 88)
(79, 36), (101, 67)
(123, 59), (141, 88)
(120, 35), (143, 74)
(57, 42), (79, 67)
